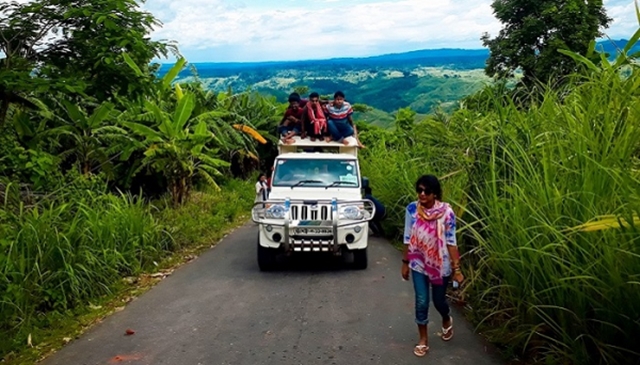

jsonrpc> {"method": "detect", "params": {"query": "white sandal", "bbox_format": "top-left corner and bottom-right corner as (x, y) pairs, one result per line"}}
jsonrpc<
(413, 344), (429, 357)
(442, 316), (454, 341)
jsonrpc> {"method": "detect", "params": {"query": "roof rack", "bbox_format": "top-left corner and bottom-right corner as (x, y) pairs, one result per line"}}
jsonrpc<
(278, 136), (359, 157)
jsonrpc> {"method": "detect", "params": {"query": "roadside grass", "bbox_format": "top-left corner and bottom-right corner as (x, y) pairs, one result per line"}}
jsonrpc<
(0, 179), (254, 364)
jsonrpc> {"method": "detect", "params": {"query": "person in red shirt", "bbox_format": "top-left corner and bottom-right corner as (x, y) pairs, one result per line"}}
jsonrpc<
(266, 166), (274, 194)
(290, 92), (308, 109)
(278, 93), (304, 144)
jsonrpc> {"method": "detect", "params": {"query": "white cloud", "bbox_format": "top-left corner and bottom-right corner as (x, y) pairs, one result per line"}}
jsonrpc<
(605, 0), (640, 38)
(144, 0), (638, 62)
(12, 0), (636, 62)
(145, 0), (504, 62)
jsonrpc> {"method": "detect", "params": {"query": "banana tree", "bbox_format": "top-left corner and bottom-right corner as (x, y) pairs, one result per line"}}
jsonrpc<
(42, 99), (127, 176)
(122, 89), (230, 206)
(212, 88), (282, 174)
(123, 55), (268, 150)
(167, 82), (274, 177)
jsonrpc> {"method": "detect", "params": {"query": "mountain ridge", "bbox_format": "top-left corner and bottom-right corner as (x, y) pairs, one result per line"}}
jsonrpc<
(159, 39), (636, 69)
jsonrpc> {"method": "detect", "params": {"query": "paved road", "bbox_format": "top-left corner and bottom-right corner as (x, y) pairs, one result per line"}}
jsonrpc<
(41, 224), (503, 365)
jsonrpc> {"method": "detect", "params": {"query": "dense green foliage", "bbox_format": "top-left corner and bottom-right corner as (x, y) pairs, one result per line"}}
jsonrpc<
(157, 179), (255, 249)
(0, 0), (280, 360)
(0, 0), (170, 120)
(481, 0), (611, 85)
(359, 36), (640, 365)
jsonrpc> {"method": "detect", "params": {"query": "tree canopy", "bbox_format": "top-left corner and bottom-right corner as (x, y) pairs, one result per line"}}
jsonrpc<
(0, 0), (173, 123)
(481, 0), (611, 85)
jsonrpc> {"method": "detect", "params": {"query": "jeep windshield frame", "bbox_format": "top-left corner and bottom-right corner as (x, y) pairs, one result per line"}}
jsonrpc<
(272, 157), (361, 188)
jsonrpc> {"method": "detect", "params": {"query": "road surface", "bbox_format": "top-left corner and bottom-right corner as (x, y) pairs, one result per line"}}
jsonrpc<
(41, 224), (503, 365)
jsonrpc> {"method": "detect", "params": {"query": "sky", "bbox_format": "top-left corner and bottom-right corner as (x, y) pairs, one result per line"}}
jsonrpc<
(0, 0), (638, 63)
(142, 0), (638, 63)
(12, 0), (638, 63)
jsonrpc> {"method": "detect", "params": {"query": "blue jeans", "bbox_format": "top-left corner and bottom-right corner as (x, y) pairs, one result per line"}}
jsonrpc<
(411, 270), (451, 325)
(278, 124), (300, 136)
(327, 119), (354, 141)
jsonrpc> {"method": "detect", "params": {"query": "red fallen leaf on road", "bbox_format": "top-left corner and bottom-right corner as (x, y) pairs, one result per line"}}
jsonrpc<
(125, 329), (135, 335)
(109, 354), (142, 363)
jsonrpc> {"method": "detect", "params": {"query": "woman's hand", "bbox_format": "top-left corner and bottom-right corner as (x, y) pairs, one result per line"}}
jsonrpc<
(401, 263), (410, 281)
(452, 270), (464, 285)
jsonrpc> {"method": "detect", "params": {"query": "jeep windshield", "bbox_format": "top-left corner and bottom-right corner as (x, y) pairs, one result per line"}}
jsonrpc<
(272, 158), (360, 188)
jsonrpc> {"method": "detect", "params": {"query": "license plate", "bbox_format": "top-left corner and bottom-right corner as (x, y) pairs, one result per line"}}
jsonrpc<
(293, 227), (332, 235)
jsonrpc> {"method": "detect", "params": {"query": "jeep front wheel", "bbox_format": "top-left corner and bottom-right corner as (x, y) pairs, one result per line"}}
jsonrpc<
(257, 241), (278, 271)
(352, 248), (368, 270)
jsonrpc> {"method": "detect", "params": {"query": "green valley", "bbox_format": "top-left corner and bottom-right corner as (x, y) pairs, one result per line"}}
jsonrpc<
(164, 49), (493, 127)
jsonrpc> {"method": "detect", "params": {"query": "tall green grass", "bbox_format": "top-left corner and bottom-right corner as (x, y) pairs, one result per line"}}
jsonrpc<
(0, 191), (172, 354)
(359, 123), (470, 237)
(460, 69), (640, 364)
(0, 178), (255, 359)
(360, 55), (640, 364)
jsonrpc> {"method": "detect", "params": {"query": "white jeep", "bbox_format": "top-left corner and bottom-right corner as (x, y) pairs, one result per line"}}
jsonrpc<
(251, 137), (376, 271)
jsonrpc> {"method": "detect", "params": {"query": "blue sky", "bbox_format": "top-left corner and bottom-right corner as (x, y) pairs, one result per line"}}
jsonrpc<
(143, 0), (639, 63)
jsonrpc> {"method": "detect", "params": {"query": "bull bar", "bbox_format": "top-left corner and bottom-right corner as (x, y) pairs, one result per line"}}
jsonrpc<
(251, 198), (377, 253)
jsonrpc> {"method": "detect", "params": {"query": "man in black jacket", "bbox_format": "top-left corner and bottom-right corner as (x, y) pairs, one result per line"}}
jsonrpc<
(364, 187), (386, 236)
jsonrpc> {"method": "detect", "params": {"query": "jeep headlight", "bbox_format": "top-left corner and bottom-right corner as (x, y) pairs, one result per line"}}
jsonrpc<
(265, 204), (286, 219)
(340, 205), (364, 220)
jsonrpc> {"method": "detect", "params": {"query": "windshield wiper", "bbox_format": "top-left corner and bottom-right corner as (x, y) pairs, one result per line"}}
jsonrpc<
(291, 180), (323, 188)
(325, 181), (358, 189)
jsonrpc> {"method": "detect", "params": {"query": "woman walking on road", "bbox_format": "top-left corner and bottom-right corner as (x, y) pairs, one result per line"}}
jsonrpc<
(401, 174), (464, 357)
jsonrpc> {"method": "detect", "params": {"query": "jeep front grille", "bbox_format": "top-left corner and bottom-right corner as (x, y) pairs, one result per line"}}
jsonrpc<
(290, 204), (331, 221)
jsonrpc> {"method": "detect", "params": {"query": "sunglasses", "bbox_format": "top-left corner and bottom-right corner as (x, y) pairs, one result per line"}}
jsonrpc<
(416, 187), (433, 195)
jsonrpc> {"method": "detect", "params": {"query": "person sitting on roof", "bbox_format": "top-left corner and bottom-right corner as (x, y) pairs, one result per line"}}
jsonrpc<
(325, 91), (365, 148)
(301, 92), (330, 142)
(289, 92), (308, 108)
(278, 93), (305, 144)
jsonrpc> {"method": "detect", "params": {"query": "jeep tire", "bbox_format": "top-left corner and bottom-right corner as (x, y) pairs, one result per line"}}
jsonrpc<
(257, 239), (278, 271)
(352, 248), (368, 270)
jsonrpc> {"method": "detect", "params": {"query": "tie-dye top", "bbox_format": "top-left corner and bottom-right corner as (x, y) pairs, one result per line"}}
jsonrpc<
(403, 201), (457, 279)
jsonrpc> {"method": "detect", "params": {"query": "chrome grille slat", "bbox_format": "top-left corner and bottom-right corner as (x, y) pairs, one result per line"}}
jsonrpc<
(290, 203), (332, 221)
(291, 239), (332, 252)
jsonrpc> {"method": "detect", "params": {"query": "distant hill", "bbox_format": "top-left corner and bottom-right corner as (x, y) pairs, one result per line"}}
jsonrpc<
(158, 39), (638, 77)
(595, 38), (640, 56)
(157, 39), (638, 126)
(159, 47), (490, 80)
(156, 47), (492, 120)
